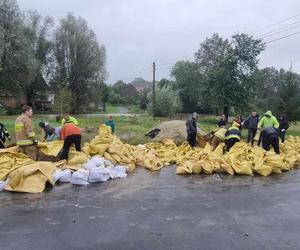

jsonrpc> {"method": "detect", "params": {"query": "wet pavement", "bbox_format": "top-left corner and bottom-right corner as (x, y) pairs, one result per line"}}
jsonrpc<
(1, 167), (300, 250)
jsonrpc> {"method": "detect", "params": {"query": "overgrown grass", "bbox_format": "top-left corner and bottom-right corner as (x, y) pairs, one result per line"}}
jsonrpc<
(1, 113), (300, 146)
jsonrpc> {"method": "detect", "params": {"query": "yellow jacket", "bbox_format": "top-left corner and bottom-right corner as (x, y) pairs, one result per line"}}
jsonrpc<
(15, 114), (35, 146)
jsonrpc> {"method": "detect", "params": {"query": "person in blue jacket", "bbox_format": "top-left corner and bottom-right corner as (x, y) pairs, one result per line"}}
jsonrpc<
(104, 115), (115, 133)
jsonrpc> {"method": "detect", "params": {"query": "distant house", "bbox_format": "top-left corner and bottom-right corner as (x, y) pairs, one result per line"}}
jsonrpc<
(0, 90), (27, 108)
(120, 83), (139, 98)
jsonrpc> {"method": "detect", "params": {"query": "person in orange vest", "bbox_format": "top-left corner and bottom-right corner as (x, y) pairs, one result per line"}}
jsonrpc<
(60, 123), (81, 160)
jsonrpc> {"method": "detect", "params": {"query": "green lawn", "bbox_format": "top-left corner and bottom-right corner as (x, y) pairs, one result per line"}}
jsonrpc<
(1, 113), (300, 146)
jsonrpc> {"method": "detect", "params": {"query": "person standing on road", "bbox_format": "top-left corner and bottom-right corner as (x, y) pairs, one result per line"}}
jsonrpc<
(104, 114), (115, 134)
(186, 112), (198, 148)
(0, 122), (11, 148)
(278, 116), (289, 143)
(244, 111), (259, 146)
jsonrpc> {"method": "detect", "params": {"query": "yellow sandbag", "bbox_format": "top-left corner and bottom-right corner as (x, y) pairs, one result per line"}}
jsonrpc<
(5, 161), (65, 193)
(176, 161), (193, 174)
(192, 164), (202, 174)
(67, 150), (89, 166)
(39, 140), (63, 156)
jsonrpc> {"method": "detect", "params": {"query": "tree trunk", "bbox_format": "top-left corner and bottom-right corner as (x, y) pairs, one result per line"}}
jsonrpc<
(223, 106), (229, 122)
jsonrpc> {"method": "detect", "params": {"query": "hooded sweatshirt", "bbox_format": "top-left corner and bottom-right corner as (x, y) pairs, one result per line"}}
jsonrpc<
(257, 111), (279, 129)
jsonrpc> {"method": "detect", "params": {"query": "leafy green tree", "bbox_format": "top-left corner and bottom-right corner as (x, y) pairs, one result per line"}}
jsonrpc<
(53, 13), (106, 112)
(149, 86), (182, 117)
(273, 70), (300, 121)
(195, 33), (265, 119)
(170, 61), (203, 112)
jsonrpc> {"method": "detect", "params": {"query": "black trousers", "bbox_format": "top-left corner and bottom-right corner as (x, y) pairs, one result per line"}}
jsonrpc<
(262, 135), (280, 154)
(225, 138), (239, 151)
(279, 131), (286, 143)
(247, 128), (257, 145)
(61, 134), (81, 160)
(0, 139), (5, 148)
(187, 132), (196, 147)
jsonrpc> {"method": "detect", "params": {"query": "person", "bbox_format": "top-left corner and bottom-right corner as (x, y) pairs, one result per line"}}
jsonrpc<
(210, 127), (227, 151)
(278, 116), (289, 143)
(224, 120), (241, 151)
(61, 113), (79, 126)
(39, 122), (58, 141)
(15, 105), (58, 161)
(257, 110), (279, 146)
(236, 114), (244, 131)
(0, 122), (11, 148)
(60, 122), (81, 160)
(217, 114), (226, 128)
(186, 112), (198, 147)
(244, 111), (259, 146)
(261, 126), (280, 154)
(104, 114), (115, 134)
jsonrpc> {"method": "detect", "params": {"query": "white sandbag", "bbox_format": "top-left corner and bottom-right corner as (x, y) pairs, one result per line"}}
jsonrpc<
(71, 169), (89, 185)
(83, 156), (105, 170)
(104, 159), (113, 167)
(0, 180), (7, 191)
(107, 165), (128, 178)
(89, 156), (105, 167)
(88, 167), (111, 182)
(53, 169), (72, 183)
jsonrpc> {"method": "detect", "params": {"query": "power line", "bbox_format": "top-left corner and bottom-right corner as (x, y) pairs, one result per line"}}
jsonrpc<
(265, 31), (300, 43)
(259, 24), (300, 39)
(253, 12), (300, 34)
(257, 20), (300, 38)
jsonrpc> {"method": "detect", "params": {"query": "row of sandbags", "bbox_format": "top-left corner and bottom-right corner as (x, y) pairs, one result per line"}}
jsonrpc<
(84, 124), (300, 177)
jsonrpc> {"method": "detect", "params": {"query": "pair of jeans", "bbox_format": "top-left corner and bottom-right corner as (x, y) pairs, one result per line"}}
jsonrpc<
(247, 128), (257, 145)
(61, 134), (81, 160)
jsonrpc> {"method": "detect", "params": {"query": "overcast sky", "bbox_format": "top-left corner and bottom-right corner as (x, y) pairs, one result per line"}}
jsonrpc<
(18, 0), (300, 83)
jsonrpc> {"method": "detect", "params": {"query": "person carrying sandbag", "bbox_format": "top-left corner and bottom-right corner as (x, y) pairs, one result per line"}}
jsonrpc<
(15, 105), (58, 162)
(59, 123), (81, 160)
(257, 110), (279, 146)
(261, 126), (280, 154)
(224, 120), (241, 151)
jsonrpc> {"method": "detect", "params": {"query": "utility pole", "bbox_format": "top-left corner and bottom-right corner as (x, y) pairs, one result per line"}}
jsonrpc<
(152, 62), (156, 120)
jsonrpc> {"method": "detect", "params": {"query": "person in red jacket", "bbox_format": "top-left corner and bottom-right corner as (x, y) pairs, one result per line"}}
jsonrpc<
(60, 123), (81, 160)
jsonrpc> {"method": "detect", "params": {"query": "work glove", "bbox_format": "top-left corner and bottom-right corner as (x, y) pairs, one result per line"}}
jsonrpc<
(281, 129), (285, 132)
(8, 136), (11, 141)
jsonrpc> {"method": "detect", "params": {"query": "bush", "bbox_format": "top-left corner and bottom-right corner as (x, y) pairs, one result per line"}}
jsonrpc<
(148, 86), (182, 117)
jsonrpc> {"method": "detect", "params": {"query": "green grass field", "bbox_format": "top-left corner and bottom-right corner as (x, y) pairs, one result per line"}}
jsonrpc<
(1, 113), (300, 146)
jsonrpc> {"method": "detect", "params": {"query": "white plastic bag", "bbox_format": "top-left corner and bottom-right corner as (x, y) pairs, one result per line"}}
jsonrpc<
(0, 180), (7, 191)
(107, 165), (128, 178)
(53, 169), (72, 183)
(71, 169), (89, 185)
(83, 156), (105, 170)
(88, 167), (111, 182)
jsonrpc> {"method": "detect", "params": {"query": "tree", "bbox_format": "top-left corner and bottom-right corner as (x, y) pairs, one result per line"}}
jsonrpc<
(148, 86), (182, 117)
(53, 13), (106, 112)
(170, 61), (204, 113)
(195, 33), (265, 119)
(273, 70), (300, 121)
(0, 0), (24, 93)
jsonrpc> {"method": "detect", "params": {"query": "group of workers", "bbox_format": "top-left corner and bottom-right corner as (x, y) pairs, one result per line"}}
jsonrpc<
(186, 110), (290, 154)
(0, 105), (115, 162)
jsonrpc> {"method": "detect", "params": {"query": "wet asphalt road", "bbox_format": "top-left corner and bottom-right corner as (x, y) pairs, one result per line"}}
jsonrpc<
(1, 166), (300, 250)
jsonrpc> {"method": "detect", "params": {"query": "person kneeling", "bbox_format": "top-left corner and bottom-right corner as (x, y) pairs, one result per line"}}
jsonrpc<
(261, 127), (280, 154)
(60, 123), (81, 160)
(224, 121), (241, 151)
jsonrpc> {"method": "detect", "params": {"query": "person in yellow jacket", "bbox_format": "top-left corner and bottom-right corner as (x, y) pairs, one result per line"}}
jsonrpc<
(61, 113), (79, 126)
(15, 105), (58, 162)
(257, 110), (279, 146)
(211, 127), (227, 151)
(224, 120), (241, 151)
